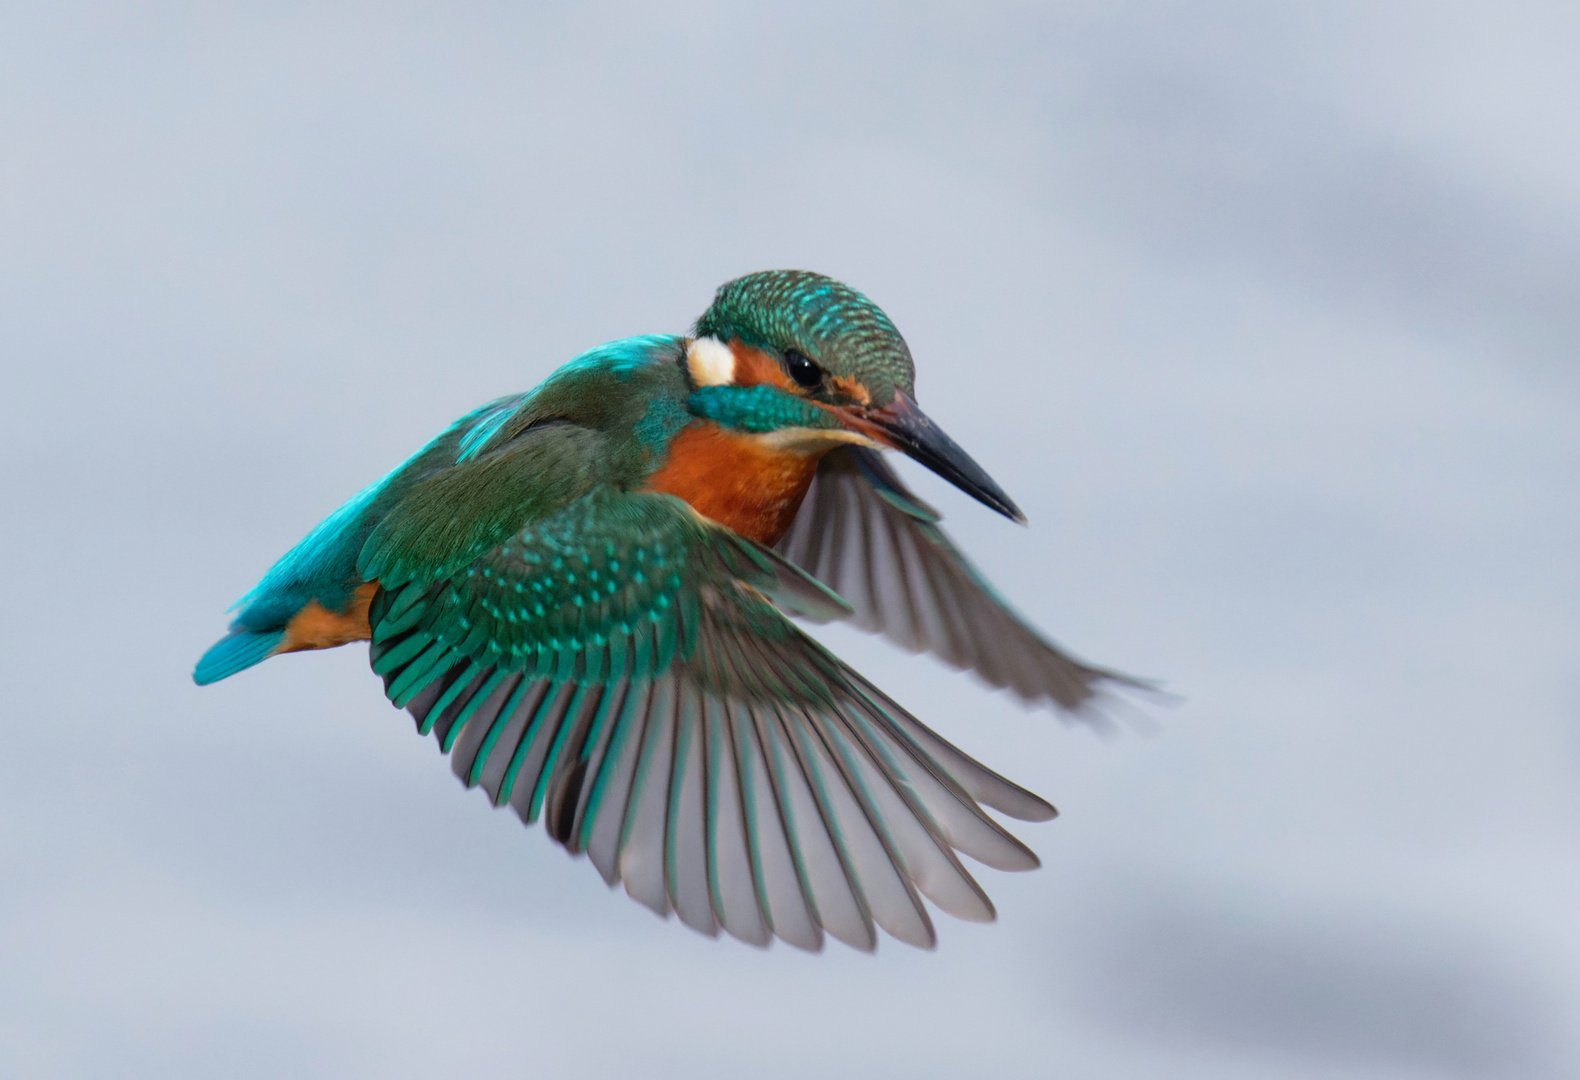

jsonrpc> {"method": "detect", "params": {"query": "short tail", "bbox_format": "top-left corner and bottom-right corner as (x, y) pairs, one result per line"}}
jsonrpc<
(193, 628), (286, 685)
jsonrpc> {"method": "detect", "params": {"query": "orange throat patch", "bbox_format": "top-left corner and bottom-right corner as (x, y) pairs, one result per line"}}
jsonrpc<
(643, 422), (827, 545)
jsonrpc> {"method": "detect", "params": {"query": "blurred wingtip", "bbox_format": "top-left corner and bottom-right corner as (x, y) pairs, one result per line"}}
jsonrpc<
(1061, 672), (1179, 738)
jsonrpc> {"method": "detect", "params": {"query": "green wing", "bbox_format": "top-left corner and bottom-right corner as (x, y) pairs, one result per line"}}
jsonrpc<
(364, 484), (1054, 952)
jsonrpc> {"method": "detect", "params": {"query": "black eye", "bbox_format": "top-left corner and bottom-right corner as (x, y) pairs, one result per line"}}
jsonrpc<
(785, 349), (822, 388)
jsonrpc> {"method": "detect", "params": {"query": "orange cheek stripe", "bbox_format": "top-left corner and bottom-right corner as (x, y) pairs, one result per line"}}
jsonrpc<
(727, 341), (874, 413)
(728, 342), (796, 390)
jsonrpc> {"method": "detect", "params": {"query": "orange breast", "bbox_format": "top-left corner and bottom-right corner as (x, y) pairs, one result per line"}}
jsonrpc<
(643, 422), (825, 544)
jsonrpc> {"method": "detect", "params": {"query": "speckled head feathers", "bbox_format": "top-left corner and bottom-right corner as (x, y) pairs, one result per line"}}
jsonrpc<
(693, 270), (916, 407)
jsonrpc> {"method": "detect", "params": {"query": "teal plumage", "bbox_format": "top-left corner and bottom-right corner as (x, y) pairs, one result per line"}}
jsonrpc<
(687, 383), (840, 434)
(194, 400), (504, 685)
(695, 270), (915, 407)
(194, 335), (685, 687)
(196, 271), (1139, 951)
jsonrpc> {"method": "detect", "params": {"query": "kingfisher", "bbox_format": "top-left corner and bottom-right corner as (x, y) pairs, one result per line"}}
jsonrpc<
(195, 270), (1136, 952)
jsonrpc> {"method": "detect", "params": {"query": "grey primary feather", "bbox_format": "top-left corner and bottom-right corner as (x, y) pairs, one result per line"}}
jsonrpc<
(776, 447), (1147, 719)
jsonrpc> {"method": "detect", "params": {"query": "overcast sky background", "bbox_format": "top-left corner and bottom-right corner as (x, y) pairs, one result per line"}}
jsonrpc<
(3, 3), (1578, 1078)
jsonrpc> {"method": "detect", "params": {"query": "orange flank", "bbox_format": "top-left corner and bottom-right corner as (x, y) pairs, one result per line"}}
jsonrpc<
(645, 422), (827, 545)
(276, 581), (379, 654)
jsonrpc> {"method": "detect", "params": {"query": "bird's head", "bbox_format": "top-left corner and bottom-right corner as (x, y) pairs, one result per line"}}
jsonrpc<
(687, 270), (1024, 522)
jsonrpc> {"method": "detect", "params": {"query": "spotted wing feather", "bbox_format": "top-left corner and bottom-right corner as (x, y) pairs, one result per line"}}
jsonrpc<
(367, 486), (1051, 951)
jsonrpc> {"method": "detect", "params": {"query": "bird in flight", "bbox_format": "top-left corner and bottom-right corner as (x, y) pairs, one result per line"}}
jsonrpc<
(196, 270), (1137, 951)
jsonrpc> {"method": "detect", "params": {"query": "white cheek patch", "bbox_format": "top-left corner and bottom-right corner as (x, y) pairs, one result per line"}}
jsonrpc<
(685, 336), (736, 387)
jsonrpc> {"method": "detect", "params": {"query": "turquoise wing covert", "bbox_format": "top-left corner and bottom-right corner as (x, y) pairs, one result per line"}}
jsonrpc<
(365, 485), (1055, 952)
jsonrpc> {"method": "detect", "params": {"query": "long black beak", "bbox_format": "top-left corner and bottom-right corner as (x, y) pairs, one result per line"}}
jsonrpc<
(855, 390), (1026, 523)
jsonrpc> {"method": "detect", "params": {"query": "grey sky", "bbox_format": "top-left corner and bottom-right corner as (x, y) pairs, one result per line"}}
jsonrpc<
(3, 3), (1577, 1078)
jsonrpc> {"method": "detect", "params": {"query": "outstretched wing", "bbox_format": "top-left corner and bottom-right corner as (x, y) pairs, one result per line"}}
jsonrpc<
(363, 485), (1054, 952)
(776, 447), (1143, 716)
